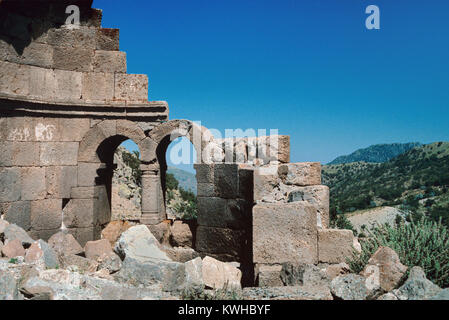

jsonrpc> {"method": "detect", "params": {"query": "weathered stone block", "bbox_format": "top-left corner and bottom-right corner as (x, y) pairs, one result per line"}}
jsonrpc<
(256, 264), (283, 287)
(62, 198), (95, 228)
(0, 61), (29, 97)
(253, 169), (278, 202)
(238, 167), (253, 200)
(253, 201), (318, 265)
(28, 66), (57, 100)
(3, 116), (35, 142)
(318, 229), (356, 264)
(45, 166), (78, 199)
(0, 168), (21, 202)
(70, 186), (100, 199)
(197, 183), (216, 197)
(114, 74), (148, 102)
(0, 142), (39, 167)
(214, 164), (239, 199)
(287, 185), (330, 228)
(54, 69), (83, 101)
(93, 50), (126, 73)
(28, 229), (60, 242)
(53, 46), (94, 72)
(33, 117), (60, 141)
(0, 39), (53, 69)
(77, 163), (103, 187)
(116, 120), (146, 143)
(30, 199), (63, 231)
(20, 167), (46, 201)
(3, 201), (31, 231)
(196, 226), (246, 259)
(59, 118), (90, 142)
(194, 164), (214, 183)
(81, 72), (114, 102)
(96, 28), (120, 51)
(278, 162), (321, 186)
(198, 197), (250, 229)
(46, 27), (97, 49)
(66, 226), (101, 247)
(40, 142), (79, 166)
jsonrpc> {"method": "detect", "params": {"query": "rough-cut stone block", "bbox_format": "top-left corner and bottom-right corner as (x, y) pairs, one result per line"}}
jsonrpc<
(0, 168), (22, 202)
(66, 226), (101, 247)
(288, 185), (330, 228)
(40, 142), (79, 166)
(197, 197), (250, 229)
(253, 170), (278, 202)
(33, 117), (60, 142)
(3, 116), (35, 142)
(46, 27), (97, 49)
(2, 201), (31, 231)
(77, 162), (103, 187)
(116, 120), (146, 143)
(81, 72), (114, 102)
(45, 166), (78, 199)
(256, 264), (283, 287)
(194, 164), (214, 183)
(196, 183), (215, 197)
(202, 256), (242, 290)
(170, 221), (193, 248)
(28, 228), (60, 242)
(53, 46), (94, 72)
(96, 28), (120, 51)
(278, 162), (321, 186)
(1, 238), (25, 258)
(62, 199), (95, 228)
(84, 239), (113, 260)
(253, 201), (318, 265)
(0, 142), (39, 167)
(318, 229), (356, 264)
(93, 50), (126, 73)
(54, 69), (83, 101)
(0, 61), (30, 97)
(28, 66), (57, 100)
(101, 220), (131, 247)
(238, 167), (253, 200)
(0, 39), (53, 69)
(70, 186), (100, 199)
(214, 164), (239, 199)
(47, 232), (83, 256)
(20, 167), (46, 201)
(114, 74), (148, 102)
(196, 226), (246, 259)
(30, 199), (63, 231)
(59, 118), (90, 142)
(273, 135), (290, 163)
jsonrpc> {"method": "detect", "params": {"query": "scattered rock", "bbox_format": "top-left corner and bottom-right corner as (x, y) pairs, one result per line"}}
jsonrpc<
(148, 221), (171, 245)
(330, 274), (369, 300)
(48, 232), (83, 256)
(97, 252), (122, 273)
(361, 246), (407, 292)
(377, 292), (398, 300)
(2, 238), (25, 258)
(325, 263), (351, 280)
(101, 220), (131, 247)
(0, 270), (22, 300)
(3, 224), (33, 246)
(20, 285), (54, 300)
(393, 266), (442, 300)
(202, 256), (242, 290)
(114, 225), (171, 263)
(58, 254), (99, 274)
(243, 285), (333, 300)
(84, 239), (113, 260)
(165, 246), (200, 263)
(25, 240), (59, 269)
(0, 219), (10, 234)
(170, 221), (193, 247)
(185, 257), (204, 287)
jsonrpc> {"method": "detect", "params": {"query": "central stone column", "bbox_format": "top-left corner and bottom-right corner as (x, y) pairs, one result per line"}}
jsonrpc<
(140, 169), (162, 225)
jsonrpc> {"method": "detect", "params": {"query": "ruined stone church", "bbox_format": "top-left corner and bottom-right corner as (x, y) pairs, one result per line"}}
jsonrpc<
(0, 0), (357, 286)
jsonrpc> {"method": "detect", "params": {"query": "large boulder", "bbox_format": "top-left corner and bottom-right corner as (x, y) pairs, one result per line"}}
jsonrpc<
(114, 225), (170, 263)
(48, 232), (83, 256)
(392, 266), (442, 300)
(101, 220), (131, 247)
(84, 239), (113, 260)
(2, 238), (25, 258)
(325, 263), (351, 280)
(330, 274), (369, 300)
(170, 221), (193, 248)
(184, 257), (204, 287)
(25, 240), (59, 269)
(430, 288), (449, 300)
(202, 256), (242, 290)
(0, 270), (22, 300)
(360, 246), (407, 292)
(256, 264), (283, 287)
(97, 252), (122, 274)
(58, 253), (99, 274)
(3, 224), (34, 246)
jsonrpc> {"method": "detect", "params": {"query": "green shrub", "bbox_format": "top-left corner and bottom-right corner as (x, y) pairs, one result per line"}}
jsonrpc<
(331, 214), (357, 236)
(347, 217), (449, 288)
(122, 150), (142, 184)
(166, 173), (179, 190)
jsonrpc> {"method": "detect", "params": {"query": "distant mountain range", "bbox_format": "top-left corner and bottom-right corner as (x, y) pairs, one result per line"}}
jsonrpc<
(328, 142), (422, 165)
(322, 142), (449, 227)
(167, 166), (197, 194)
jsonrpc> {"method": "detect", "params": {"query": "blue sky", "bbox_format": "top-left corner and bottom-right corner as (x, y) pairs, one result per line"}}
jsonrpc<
(95, 0), (449, 166)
